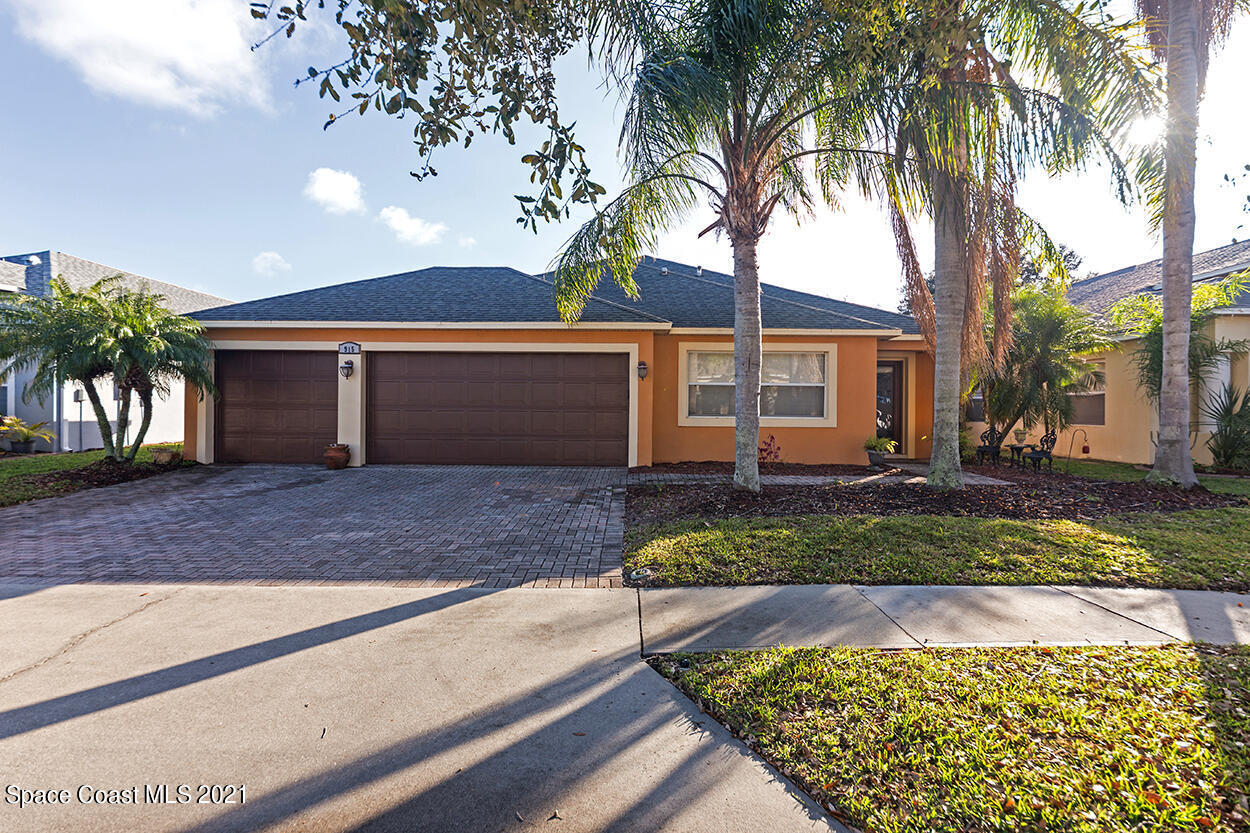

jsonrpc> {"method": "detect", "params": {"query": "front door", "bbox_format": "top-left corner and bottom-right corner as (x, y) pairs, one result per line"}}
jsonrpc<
(876, 361), (905, 454)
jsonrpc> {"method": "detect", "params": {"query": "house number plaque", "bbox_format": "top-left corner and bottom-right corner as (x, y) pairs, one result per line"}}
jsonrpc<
(338, 342), (361, 355)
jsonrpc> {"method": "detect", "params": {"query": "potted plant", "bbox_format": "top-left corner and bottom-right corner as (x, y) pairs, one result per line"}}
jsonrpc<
(323, 443), (351, 469)
(864, 436), (898, 468)
(150, 446), (182, 465)
(1013, 428), (1028, 444)
(1, 416), (55, 455)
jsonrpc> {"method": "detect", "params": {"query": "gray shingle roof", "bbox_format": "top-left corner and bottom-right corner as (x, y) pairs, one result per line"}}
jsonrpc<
(194, 258), (915, 332)
(0, 261), (25, 291)
(194, 266), (668, 324)
(1068, 240), (1250, 318)
(645, 258), (921, 333)
(552, 257), (916, 331)
(0, 251), (231, 314)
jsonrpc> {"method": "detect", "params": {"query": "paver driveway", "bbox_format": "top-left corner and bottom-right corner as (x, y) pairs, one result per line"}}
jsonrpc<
(0, 465), (625, 587)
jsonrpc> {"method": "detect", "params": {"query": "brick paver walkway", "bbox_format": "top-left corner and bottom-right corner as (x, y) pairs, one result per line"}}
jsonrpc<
(0, 465), (626, 587)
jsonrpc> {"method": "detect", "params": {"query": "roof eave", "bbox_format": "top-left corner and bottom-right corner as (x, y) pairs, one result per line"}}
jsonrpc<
(195, 319), (674, 330)
(667, 326), (905, 336)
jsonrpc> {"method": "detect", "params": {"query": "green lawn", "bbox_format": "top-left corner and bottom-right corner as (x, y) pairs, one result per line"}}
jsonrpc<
(657, 645), (1250, 832)
(0, 443), (183, 507)
(626, 507), (1250, 589)
(1064, 458), (1250, 496)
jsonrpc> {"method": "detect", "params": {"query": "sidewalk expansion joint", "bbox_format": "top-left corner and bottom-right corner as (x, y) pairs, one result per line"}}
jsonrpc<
(1047, 585), (1181, 642)
(852, 585), (925, 648)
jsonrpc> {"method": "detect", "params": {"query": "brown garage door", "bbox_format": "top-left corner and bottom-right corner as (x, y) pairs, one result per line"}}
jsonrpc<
(368, 352), (629, 465)
(214, 350), (338, 463)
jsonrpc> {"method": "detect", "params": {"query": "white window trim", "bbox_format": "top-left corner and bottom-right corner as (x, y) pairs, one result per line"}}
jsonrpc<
(677, 341), (837, 428)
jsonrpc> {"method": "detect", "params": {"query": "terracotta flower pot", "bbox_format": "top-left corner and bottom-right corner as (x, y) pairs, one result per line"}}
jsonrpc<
(323, 443), (351, 470)
(151, 448), (182, 465)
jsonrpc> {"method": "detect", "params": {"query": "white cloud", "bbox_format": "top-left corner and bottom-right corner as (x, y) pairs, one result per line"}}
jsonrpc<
(304, 168), (365, 214)
(251, 251), (291, 276)
(378, 206), (448, 246)
(6, 0), (272, 116)
(457, 235), (477, 248)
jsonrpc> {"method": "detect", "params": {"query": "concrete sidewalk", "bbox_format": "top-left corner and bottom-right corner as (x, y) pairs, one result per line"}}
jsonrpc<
(0, 584), (841, 833)
(639, 585), (1250, 652)
(3, 582), (1244, 833)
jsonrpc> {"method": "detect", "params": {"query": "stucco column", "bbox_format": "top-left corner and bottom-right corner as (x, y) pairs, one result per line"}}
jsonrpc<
(195, 351), (216, 464)
(337, 351), (366, 467)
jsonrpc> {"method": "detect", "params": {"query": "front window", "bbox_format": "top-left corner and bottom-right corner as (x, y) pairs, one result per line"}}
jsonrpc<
(965, 394), (985, 423)
(687, 351), (826, 418)
(1068, 361), (1106, 425)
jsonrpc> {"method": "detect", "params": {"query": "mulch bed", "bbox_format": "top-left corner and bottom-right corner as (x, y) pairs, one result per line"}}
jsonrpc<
(629, 461), (894, 476)
(22, 459), (183, 497)
(628, 476), (1245, 526)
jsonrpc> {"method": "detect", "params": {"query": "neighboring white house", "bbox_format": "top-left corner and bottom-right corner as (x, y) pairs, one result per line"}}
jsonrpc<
(0, 251), (230, 453)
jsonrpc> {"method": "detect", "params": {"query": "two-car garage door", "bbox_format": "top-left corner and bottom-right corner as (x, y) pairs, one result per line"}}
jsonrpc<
(214, 350), (629, 466)
(368, 352), (628, 465)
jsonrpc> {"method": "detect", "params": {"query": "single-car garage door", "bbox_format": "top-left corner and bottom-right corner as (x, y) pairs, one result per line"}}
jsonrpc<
(368, 352), (629, 465)
(215, 350), (338, 463)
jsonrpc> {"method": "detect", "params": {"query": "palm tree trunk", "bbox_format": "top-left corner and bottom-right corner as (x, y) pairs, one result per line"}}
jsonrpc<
(928, 168), (967, 490)
(732, 235), (763, 493)
(1149, 0), (1200, 489)
(126, 388), (155, 462)
(113, 386), (132, 462)
(81, 382), (116, 458)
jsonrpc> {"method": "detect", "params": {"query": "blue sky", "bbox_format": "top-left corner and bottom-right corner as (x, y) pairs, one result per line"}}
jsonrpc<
(1, 1), (1249, 311)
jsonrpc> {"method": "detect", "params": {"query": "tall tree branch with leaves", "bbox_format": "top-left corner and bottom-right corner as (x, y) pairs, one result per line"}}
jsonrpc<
(877, 0), (1157, 489)
(251, 0), (605, 227)
(549, 0), (935, 492)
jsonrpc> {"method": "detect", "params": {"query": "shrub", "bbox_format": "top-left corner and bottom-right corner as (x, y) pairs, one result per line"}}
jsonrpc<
(758, 434), (782, 463)
(959, 427), (977, 463)
(1201, 383), (1250, 469)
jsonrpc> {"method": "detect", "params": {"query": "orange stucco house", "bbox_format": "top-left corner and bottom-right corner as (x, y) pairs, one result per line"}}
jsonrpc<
(183, 258), (933, 468)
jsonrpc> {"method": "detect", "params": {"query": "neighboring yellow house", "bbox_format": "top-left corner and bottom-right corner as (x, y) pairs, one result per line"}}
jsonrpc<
(969, 240), (1250, 466)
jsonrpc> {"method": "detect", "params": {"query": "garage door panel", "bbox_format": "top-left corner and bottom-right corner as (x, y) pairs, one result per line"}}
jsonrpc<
(214, 350), (338, 464)
(595, 383), (628, 407)
(368, 351), (628, 465)
(596, 414), (629, 437)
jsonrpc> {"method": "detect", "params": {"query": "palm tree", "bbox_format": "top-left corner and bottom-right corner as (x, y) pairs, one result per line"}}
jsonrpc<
(980, 286), (1114, 437)
(0, 277), (215, 463)
(879, 0), (1155, 489)
(1136, 0), (1245, 487)
(550, 0), (918, 492)
(0, 278), (121, 457)
(105, 287), (216, 462)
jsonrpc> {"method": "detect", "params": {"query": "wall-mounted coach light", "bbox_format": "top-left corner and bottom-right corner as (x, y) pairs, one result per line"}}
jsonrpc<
(339, 359), (355, 379)
(637, 360), (648, 380)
